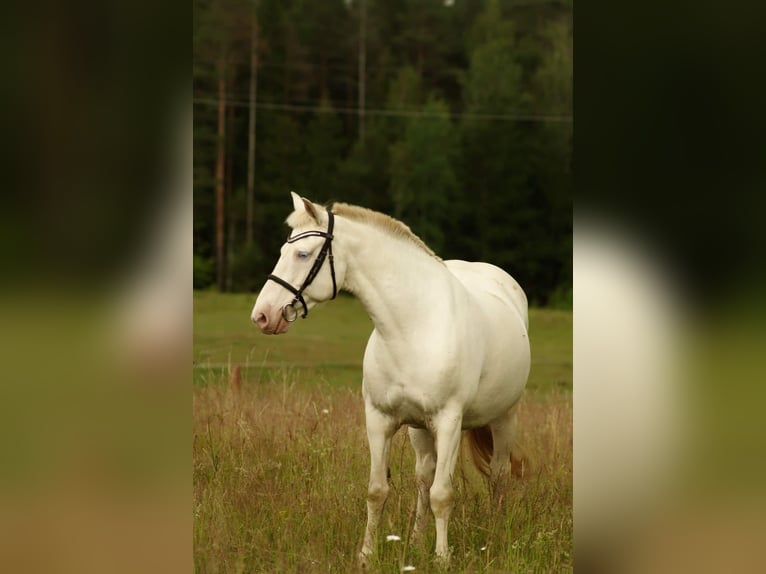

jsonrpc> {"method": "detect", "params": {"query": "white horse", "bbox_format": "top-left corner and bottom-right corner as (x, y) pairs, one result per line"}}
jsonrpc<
(252, 193), (530, 566)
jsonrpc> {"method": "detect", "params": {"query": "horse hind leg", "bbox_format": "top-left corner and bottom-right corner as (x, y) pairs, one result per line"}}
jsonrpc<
(407, 426), (436, 545)
(488, 402), (525, 503)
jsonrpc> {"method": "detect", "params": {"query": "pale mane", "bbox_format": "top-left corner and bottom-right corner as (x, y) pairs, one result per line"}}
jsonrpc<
(331, 202), (442, 261)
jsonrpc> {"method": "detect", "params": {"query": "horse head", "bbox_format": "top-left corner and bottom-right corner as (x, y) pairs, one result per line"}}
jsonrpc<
(251, 192), (342, 334)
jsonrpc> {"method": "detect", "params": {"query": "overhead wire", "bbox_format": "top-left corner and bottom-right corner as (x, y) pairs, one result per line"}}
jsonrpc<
(192, 97), (572, 123)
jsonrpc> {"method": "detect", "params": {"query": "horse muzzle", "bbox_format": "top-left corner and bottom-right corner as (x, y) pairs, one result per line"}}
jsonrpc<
(251, 305), (292, 335)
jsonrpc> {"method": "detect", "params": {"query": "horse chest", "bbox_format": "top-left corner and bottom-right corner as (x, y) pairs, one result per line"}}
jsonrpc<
(360, 315), (486, 427)
(363, 345), (467, 425)
(363, 378), (443, 426)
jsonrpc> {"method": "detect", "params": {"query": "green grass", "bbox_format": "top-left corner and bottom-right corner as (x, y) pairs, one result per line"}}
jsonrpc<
(194, 292), (373, 388)
(194, 291), (572, 573)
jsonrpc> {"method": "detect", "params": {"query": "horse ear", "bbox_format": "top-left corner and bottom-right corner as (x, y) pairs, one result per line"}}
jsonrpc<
(290, 191), (304, 212)
(289, 191), (321, 223)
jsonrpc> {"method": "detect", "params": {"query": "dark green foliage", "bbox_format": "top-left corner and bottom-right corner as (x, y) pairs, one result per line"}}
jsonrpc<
(194, 0), (572, 305)
(300, 98), (347, 197)
(390, 97), (458, 254)
(226, 242), (264, 293)
(337, 125), (394, 213)
(194, 254), (214, 290)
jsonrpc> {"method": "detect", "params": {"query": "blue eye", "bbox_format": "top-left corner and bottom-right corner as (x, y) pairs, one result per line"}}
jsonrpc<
(297, 251), (310, 259)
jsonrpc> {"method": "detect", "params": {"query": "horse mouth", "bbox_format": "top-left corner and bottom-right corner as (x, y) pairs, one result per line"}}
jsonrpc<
(266, 315), (290, 335)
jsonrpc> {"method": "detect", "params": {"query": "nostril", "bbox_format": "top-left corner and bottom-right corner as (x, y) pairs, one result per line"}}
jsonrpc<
(254, 312), (268, 328)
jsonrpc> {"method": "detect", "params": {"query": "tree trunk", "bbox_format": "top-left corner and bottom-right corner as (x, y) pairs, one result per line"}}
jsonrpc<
(320, 52), (327, 100)
(358, 0), (366, 141)
(246, 7), (258, 246)
(215, 52), (227, 292)
(225, 96), (234, 292)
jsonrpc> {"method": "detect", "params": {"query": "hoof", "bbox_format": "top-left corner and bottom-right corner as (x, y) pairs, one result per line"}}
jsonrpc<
(434, 551), (451, 569)
(358, 551), (371, 571)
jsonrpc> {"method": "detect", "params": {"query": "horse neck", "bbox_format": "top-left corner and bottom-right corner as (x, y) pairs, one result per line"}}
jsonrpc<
(337, 217), (449, 341)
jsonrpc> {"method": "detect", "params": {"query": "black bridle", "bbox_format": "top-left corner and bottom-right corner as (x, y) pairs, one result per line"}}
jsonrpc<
(266, 211), (337, 322)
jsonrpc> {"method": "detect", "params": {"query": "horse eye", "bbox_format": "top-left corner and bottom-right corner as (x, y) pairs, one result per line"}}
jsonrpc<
(297, 250), (310, 259)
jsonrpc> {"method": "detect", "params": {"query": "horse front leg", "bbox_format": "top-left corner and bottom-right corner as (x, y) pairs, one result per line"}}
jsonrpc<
(430, 409), (463, 565)
(407, 427), (436, 545)
(358, 405), (397, 568)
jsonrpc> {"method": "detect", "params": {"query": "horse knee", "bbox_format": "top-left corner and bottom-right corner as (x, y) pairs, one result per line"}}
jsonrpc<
(429, 483), (454, 515)
(415, 456), (435, 484)
(367, 482), (389, 507)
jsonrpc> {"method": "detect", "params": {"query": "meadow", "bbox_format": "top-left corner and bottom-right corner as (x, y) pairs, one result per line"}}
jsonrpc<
(193, 292), (572, 573)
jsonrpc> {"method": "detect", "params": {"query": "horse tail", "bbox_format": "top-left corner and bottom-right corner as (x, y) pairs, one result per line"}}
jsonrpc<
(464, 425), (530, 479)
(464, 426), (493, 478)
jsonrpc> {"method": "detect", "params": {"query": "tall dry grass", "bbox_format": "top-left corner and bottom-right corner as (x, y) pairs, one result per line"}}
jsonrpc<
(194, 372), (571, 573)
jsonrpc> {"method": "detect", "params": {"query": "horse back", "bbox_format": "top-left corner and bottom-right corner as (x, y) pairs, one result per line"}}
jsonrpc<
(444, 260), (528, 330)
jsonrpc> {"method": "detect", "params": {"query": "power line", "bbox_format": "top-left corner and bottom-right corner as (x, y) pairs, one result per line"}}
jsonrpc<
(192, 97), (572, 123)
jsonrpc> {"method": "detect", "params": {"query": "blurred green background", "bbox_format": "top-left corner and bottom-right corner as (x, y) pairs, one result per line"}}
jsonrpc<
(193, 0), (572, 305)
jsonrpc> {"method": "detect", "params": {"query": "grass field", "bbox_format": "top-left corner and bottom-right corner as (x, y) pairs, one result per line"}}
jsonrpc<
(193, 292), (572, 573)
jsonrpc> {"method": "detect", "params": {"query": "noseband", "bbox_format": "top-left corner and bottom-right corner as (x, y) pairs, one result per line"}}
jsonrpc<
(266, 212), (337, 322)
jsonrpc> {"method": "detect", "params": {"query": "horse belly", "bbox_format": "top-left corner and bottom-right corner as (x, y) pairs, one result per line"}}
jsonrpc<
(463, 363), (528, 427)
(463, 298), (530, 427)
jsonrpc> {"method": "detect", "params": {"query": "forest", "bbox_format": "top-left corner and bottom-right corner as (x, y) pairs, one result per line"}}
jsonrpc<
(193, 0), (572, 306)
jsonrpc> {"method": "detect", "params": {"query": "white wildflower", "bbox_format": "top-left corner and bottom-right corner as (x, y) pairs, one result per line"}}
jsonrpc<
(386, 534), (401, 542)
